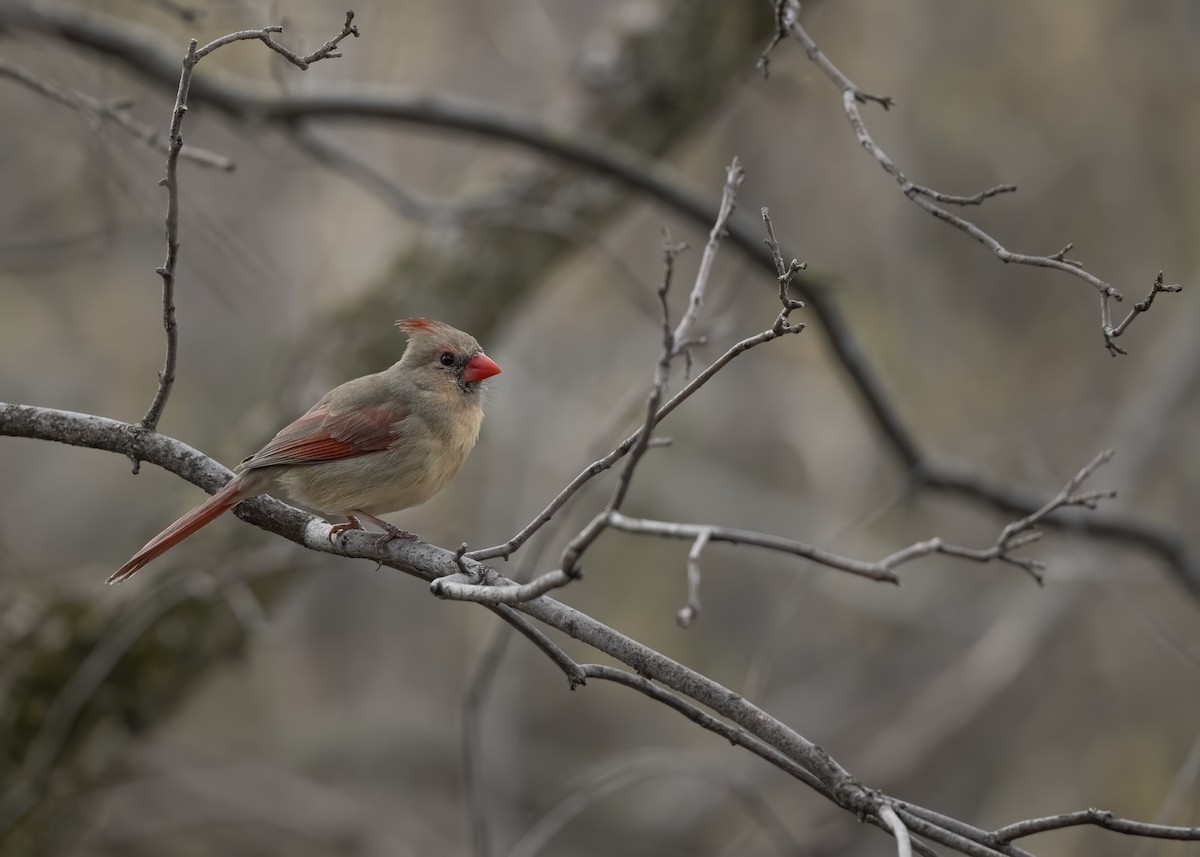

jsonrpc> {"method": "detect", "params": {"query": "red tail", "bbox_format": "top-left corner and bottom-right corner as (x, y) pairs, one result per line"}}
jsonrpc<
(108, 479), (247, 584)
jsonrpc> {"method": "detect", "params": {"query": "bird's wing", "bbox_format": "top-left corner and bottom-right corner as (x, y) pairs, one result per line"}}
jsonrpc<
(240, 401), (409, 470)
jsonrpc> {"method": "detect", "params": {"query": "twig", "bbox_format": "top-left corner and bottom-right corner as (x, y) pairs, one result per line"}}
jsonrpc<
(899, 805), (1035, 857)
(507, 750), (802, 857)
(487, 605), (585, 689)
(137, 10), (359, 437)
(607, 448), (1111, 593)
(609, 511), (900, 584)
(461, 619), (511, 857)
(432, 569), (573, 604)
(991, 808), (1200, 844)
(755, 0), (798, 79)
(463, 319), (800, 565)
(763, 3), (1179, 355)
(880, 805), (914, 857)
(886, 452), (1114, 582)
(556, 231), (686, 581)
(470, 187), (802, 569)
(676, 528), (710, 627)
(673, 157), (745, 352)
(557, 160), (744, 582)
(1105, 271), (1183, 346)
(0, 60), (233, 169)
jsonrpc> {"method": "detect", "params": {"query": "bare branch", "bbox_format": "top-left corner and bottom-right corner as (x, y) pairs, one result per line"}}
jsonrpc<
(608, 511), (901, 585)
(1106, 271), (1183, 347)
(471, 188), (803, 571)
(138, 10), (359, 437)
(606, 449), (1113, 598)
(507, 751), (803, 857)
(755, 0), (799, 79)
(557, 231), (685, 581)
(4, 401), (1189, 856)
(432, 569), (574, 605)
(770, 8), (1179, 355)
(899, 805), (1035, 857)
(676, 528), (710, 628)
(991, 808), (1200, 845)
(486, 605), (586, 690)
(880, 805), (914, 857)
(673, 157), (745, 352)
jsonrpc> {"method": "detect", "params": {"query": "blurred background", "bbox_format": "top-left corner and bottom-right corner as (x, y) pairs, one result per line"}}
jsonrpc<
(1, 1), (1199, 855)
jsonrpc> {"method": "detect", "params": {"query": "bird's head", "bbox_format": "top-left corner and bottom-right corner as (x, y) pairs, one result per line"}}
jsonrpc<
(396, 318), (501, 395)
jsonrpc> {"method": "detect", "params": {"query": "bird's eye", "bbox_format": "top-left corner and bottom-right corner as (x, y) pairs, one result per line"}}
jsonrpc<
(439, 352), (455, 367)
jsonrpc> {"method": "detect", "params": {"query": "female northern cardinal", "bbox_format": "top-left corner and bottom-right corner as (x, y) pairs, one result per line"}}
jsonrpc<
(109, 318), (501, 584)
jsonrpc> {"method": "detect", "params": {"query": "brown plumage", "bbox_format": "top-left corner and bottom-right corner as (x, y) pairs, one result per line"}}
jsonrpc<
(108, 319), (500, 584)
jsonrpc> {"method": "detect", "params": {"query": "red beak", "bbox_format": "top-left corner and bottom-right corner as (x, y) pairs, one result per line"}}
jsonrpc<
(463, 352), (501, 383)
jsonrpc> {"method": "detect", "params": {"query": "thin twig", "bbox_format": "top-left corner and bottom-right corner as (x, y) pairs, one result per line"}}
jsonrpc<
(991, 808), (1200, 844)
(609, 511), (900, 584)
(557, 230), (686, 580)
(673, 157), (745, 353)
(470, 188), (802, 569)
(1107, 271), (1183, 341)
(880, 805), (914, 857)
(137, 11), (358, 436)
(558, 159), (744, 581)
(676, 528), (710, 627)
(507, 750), (803, 857)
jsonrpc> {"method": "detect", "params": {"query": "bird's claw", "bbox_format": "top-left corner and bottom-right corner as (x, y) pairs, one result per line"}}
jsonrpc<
(372, 524), (419, 569)
(329, 515), (364, 545)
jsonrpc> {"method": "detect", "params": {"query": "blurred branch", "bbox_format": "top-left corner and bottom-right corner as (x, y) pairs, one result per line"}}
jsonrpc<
(135, 10), (358, 438)
(506, 750), (803, 857)
(760, 0), (1182, 356)
(0, 1), (1193, 595)
(0, 569), (253, 834)
(0, 59), (233, 169)
(290, 123), (658, 319)
(462, 618), (514, 857)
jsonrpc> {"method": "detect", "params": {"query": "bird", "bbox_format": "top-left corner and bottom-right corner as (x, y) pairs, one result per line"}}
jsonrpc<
(108, 318), (501, 584)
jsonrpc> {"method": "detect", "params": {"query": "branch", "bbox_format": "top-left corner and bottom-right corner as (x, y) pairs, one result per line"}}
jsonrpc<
(137, 10), (358, 436)
(607, 447), (1113, 619)
(991, 808), (1200, 845)
(5, 402), (1192, 855)
(0, 401), (868, 803)
(761, 2), (1180, 356)
(880, 805), (914, 857)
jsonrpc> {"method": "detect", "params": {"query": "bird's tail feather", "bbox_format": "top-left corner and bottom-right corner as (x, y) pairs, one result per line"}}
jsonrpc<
(107, 479), (245, 584)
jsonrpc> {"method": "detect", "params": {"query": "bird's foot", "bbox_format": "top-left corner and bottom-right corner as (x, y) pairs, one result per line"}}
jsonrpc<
(375, 524), (419, 549)
(329, 515), (364, 544)
(370, 525), (418, 571)
(346, 510), (419, 565)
